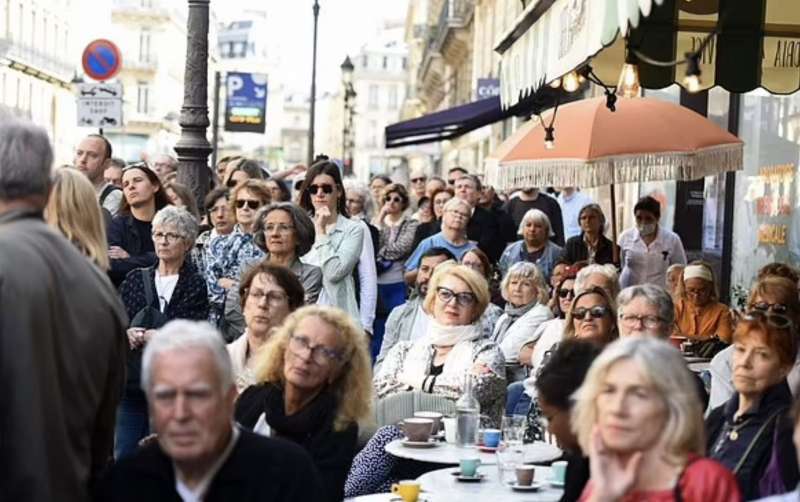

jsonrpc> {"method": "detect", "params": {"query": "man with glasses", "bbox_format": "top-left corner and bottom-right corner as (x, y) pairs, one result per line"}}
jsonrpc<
(375, 247), (456, 370)
(74, 133), (123, 216)
(408, 170), (427, 204)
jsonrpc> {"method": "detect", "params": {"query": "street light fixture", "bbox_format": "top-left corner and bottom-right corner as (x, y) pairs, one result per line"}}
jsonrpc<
(307, 0), (320, 166)
(340, 55), (356, 176)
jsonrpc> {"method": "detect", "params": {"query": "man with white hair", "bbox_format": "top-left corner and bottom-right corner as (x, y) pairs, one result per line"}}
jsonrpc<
(151, 153), (179, 181)
(97, 320), (321, 501)
(1, 115), (128, 501)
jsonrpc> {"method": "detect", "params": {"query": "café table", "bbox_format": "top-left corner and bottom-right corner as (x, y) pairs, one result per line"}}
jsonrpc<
(417, 465), (563, 501)
(385, 439), (561, 466)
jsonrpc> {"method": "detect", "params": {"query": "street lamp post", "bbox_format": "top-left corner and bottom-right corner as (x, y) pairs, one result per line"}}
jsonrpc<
(340, 55), (355, 176)
(175, 0), (212, 210)
(307, 0), (320, 166)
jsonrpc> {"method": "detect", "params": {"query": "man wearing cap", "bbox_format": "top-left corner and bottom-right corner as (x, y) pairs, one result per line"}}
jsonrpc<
(618, 195), (687, 288)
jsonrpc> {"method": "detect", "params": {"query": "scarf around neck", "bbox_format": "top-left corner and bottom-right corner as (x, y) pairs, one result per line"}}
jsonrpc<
(493, 301), (537, 341)
(427, 318), (482, 347)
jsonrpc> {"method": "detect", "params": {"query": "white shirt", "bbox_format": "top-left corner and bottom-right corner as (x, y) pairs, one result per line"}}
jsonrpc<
(522, 318), (565, 398)
(557, 190), (593, 240)
(154, 271), (180, 312)
(357, 220), (378, 333)
(174, 425), (240, 502)
(618, 226), (687, 288)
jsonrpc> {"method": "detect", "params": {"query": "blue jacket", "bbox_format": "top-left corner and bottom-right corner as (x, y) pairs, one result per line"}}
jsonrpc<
(498, 240), (563, 283)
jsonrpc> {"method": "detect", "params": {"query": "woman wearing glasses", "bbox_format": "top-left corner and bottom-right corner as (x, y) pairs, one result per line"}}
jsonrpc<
(371, 183), (419, 359)
(227, 262), (306, 392)
(673, 261), (733, 343)
(709, 276), (800, 410)
(116, 206), (209, 458)
(346, 264), (505, 497)
(203, 179), (270, 327)
(298, 161), (365, 322)
(706, 312), (799, 500)
(235, 305), (373, 502)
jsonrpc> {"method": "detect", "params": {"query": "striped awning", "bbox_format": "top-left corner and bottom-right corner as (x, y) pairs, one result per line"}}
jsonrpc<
(497, 0), (800, 109)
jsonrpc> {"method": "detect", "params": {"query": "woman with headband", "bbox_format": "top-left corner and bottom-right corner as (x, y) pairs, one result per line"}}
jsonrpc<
(673, 261), (733, 343)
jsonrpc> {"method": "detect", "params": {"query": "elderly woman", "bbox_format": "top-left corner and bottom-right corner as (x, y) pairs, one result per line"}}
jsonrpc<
(346, 264), (505, 497)
(107, 163), (171, 286)
(491, 262), (553, 373)
(561, 203), (617, 266)
(299, 161), (366, 323)
(709, 276), (800, 410)
(574, 263), (620, 299)
(706, 314), (799, 500)
(372, 183), (420, 358)
(192, 187), (234, 274)
(45, 167), (109, 270)
(461, 247), (504, 338)
(203, 179), (270, 326)
(499, 208), (564, 283)
(673, 262), (733, 343)
(573, 337), (740, 501)
(234, 305), (372, 502)
(116, 206), (209, 459)
(227, 263), (306, 392)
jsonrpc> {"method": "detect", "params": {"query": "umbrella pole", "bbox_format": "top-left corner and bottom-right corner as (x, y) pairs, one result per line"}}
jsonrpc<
(610, 183), (619, 265)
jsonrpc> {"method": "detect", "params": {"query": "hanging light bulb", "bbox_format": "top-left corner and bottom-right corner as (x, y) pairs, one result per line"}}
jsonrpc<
(562, 71), (580, 93)
(544, 126), (555, 150)
(549, 78), (562, 89)
(683, 53), (702, 93)
(616, 49), (641, 98)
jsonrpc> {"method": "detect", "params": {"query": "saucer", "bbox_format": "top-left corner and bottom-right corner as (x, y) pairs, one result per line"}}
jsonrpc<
(509, 482), (543, 492)
(450, 470), (484, 482)
(402, 438), (438, 448)
(478, 444), (498, 453)
(549, 478), (565, 488)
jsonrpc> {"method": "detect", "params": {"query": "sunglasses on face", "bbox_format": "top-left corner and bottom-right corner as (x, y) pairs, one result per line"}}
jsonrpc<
(307, 184), (335, 195)
(385, 195), (403, 204)
(235, 199), (261, 210)
(743, 310), (793, 329)
(751, 302), (789, 315)
(572, 306), (610, 321)
(557, 288), (575, 299)
(411, 177), (426, 183)
(436, 286), (477, 307)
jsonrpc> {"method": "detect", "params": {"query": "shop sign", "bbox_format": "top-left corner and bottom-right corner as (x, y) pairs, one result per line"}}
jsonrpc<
(476, 79), (500, 99)
(754, 163), (794, 246)
(224, 72), (268, 134)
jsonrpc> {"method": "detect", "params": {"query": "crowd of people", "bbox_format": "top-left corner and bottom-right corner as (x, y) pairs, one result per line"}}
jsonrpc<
(5, 113), (800, 502)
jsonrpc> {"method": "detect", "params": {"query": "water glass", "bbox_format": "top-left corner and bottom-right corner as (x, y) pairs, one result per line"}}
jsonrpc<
(495, 440), (523, 485)
(501, 415), (526, 444)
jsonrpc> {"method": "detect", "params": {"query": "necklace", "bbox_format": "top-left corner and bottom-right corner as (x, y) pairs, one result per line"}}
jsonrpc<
(726, 417), (753, 441)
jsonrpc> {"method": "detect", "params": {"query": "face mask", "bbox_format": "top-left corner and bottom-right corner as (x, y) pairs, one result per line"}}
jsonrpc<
(637, 223), (657, 237)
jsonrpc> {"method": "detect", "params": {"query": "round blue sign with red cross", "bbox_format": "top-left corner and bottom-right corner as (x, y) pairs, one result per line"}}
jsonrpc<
(81, 39), (122, 81)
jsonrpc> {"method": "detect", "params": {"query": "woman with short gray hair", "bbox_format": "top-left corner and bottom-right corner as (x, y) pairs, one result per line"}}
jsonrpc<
(575, 263), (620, 300)
(498, 208), (563, 283)
(617, 284), (674, 338)
(117, 206), (209, 458)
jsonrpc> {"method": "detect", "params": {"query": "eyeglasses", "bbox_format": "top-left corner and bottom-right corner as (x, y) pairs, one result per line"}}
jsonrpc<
(619, 313), (663, 328)
(236, 199), (261, 210)
(152, 231), (182, 243)
(248, 289), (288, 306)
(743, 310), (793, 329)
(436, 286), (477, 307)
(751, 302), (789, 315)
(411, 177), (426, 183)
(572, 306), (610, 321)
(289, 334), (343, 366)
(557, 288), (575, 299)
(384, 195), (403, 204)
(264, 223), (294, 234)
(446, 209), (470, 219)
(307, 184), (334, 195)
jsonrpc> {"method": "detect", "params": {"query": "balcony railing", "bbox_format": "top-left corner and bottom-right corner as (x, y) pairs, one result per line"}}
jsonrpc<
(0, 37), (72, 81)
(124, 56), (159, 72)
(112, 0), (170, 18)
(428, 0), (474, 52)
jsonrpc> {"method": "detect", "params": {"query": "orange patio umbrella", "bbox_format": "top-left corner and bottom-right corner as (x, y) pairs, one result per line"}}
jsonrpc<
(485, 96), (744, 247)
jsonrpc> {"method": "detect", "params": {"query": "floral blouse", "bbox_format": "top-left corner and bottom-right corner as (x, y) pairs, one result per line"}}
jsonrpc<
(203, 225), (264, 312)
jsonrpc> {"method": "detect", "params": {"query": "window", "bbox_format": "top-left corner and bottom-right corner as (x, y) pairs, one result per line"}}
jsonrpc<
(387, 85), (398, 109)
(382, 56), (388, 69)
(137, 82), (150, 114)
(362, 55), (368, 68)
(139, 29), (151, 63)
(402, 57), (407, 69)
(368, 84), (379, 109)
(17, 2), (23, 43)
(1, 0), (9, 39)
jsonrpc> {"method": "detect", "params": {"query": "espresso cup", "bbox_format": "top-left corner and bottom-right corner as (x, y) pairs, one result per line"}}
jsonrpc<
(459, 457), (481, 477)
(483, 428), (501, 448)
(414, 411), (443, 433)
(401, 417), (433, 442)
(515, 465), (535, 486)
(391, 480), (420, 502)
(550, 460), (567, 484)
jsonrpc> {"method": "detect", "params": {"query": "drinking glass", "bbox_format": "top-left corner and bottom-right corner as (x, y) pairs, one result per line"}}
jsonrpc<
(501, 415), (526, 445)
(495, 440), (524, 485)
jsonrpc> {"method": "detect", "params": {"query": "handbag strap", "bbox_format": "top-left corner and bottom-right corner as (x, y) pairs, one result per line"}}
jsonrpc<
(141, 268), (157, 308)
(733, 405), (789, 475)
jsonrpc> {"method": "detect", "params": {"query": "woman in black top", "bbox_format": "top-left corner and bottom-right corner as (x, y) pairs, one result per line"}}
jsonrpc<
(561, 203), (617, 266)
(235, 306), (373, 502)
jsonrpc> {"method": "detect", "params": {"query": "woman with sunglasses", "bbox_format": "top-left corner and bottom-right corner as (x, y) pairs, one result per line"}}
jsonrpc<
(346, 264), (505, 497)
(709, 276), (800, 410)
(299, 161), (365, 323)
(673, 261), (733, 343)
(203, 179), (270, 328)
(706, 313), (799, 500)
(107, 164), (171, 286)
(371, 183), (419, 359)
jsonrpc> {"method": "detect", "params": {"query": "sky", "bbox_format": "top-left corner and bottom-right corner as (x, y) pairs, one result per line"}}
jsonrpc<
(216, 0), (409, 95)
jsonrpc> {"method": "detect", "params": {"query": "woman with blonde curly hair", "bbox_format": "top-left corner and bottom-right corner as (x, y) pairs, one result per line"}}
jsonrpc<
(572, 336), (740, 501)
(235, 305), (372, 502)
(45, 167), (109, 270)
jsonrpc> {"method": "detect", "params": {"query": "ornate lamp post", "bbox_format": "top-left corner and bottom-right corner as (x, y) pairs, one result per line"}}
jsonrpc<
(175, 0), (212, 210)
(307, 0), (320, 166)
(340, 55), (356, 176)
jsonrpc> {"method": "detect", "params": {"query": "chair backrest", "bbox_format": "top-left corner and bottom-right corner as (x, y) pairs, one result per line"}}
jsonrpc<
(373, 390), (457, 428)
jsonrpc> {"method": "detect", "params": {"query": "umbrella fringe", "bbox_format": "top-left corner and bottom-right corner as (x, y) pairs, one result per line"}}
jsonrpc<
(486, 144), (743, 190)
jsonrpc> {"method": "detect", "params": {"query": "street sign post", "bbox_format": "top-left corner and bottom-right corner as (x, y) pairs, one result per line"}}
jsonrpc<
(77, 83), (123, 128)
(82, 39), (122, 81)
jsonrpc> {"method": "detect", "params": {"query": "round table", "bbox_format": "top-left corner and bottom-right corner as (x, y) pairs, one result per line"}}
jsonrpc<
(417, 466), (563, 501)
(385, 440), (562, 466)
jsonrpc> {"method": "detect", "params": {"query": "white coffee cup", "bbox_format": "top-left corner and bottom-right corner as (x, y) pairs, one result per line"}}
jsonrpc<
(443, 417), (457, 443)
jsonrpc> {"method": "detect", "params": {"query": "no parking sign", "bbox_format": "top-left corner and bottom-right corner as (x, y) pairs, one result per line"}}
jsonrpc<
(82, 39), (122, 81)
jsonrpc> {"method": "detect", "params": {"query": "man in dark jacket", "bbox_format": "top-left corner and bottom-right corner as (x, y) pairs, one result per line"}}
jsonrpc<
(454, 175), (509, 263)
(97, 320), (321, 501)
(0, 115), (128, 501)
